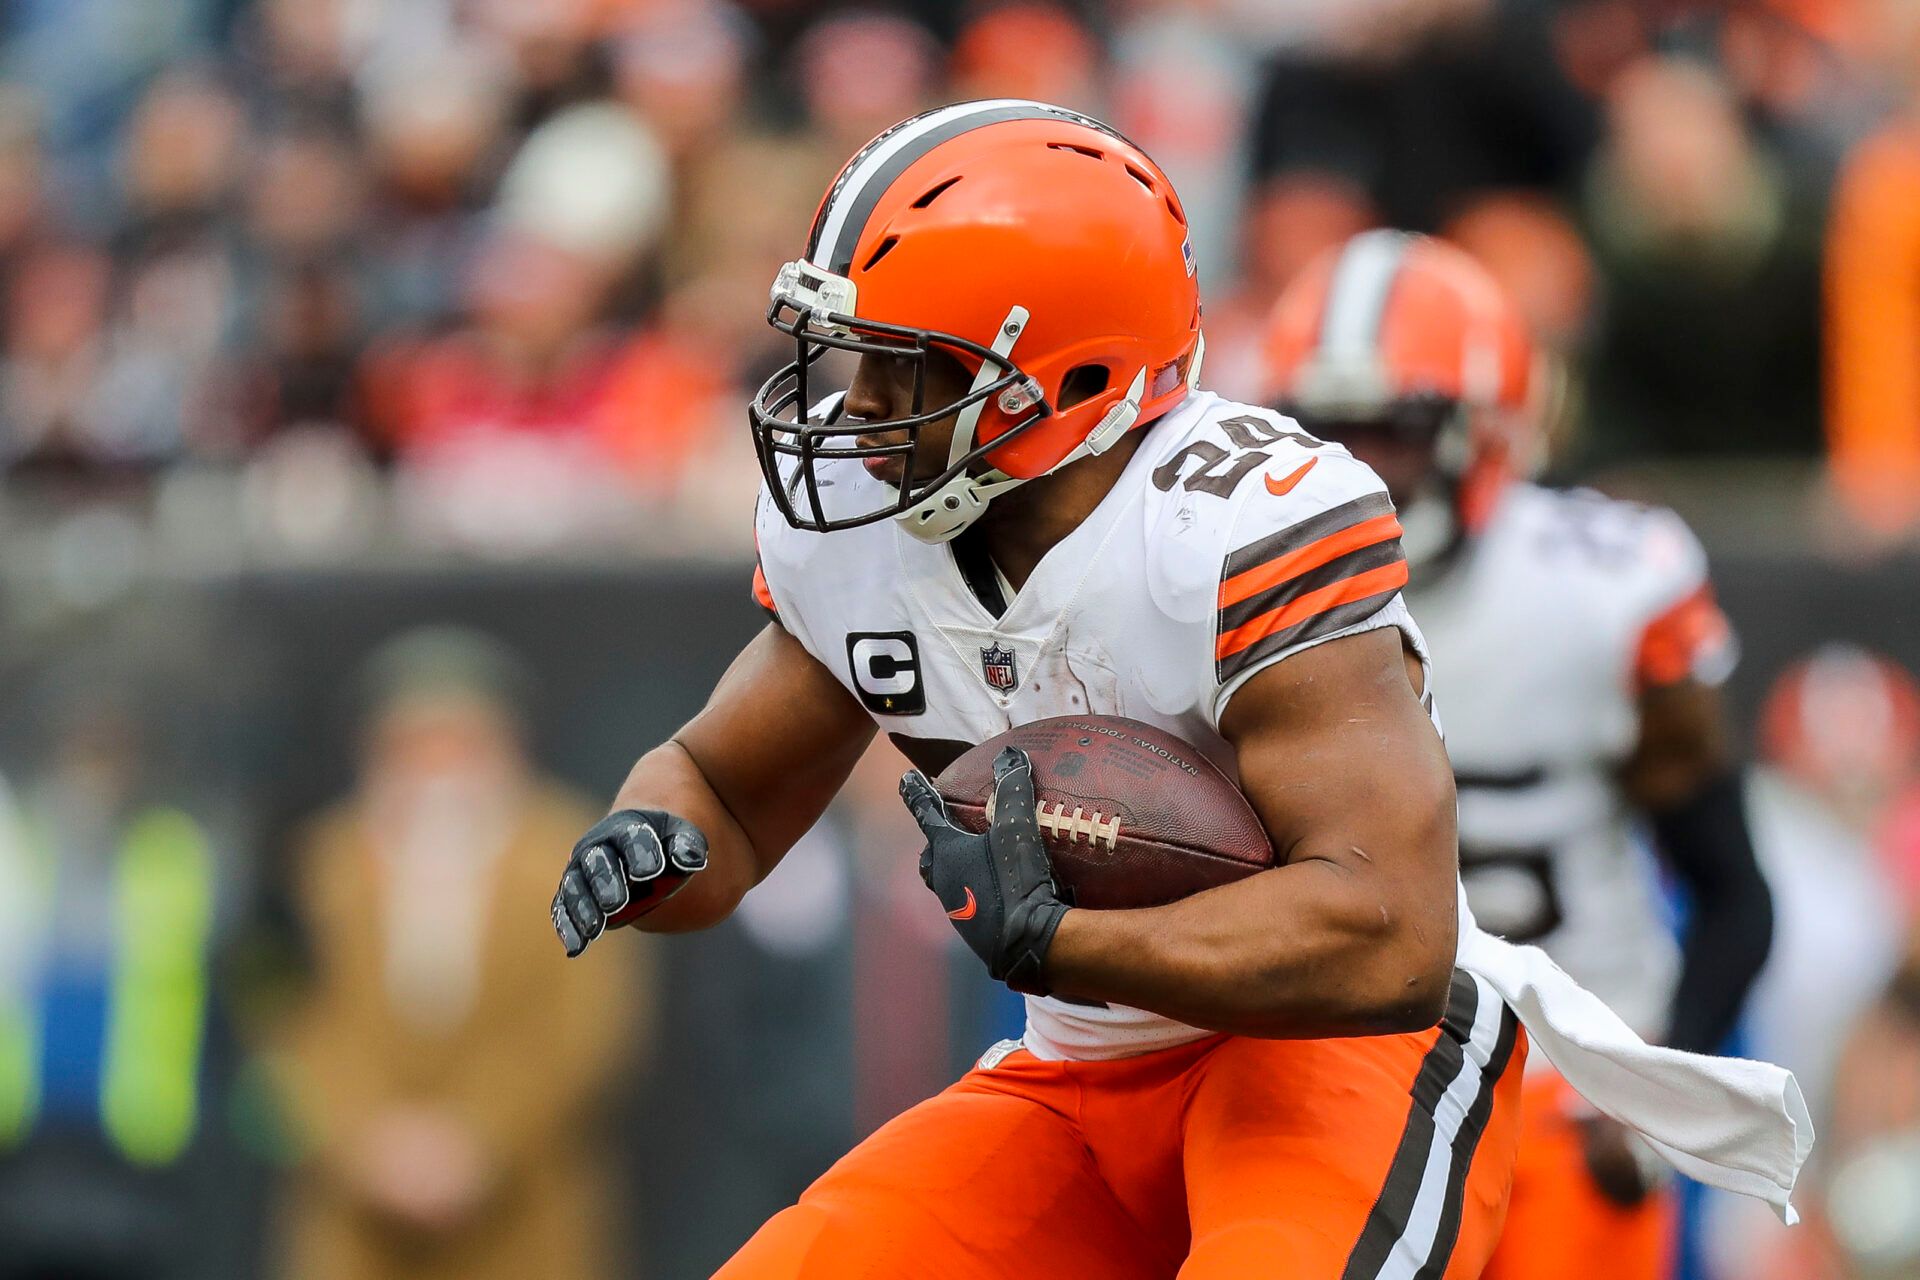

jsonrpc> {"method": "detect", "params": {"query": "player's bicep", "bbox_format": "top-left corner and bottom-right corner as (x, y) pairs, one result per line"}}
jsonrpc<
(1622, 677), (1732, 813)
(1620, 534), (1737, 810)
(676, 622), (876, 878)
(1219, 626), (1456, 887)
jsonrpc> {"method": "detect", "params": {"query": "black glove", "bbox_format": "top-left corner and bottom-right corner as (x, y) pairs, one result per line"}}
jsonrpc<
(552, 809), (708, 957)
(900, 747), (1069, 996)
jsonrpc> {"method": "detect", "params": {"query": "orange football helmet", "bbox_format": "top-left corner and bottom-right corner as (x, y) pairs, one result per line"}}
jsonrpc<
(749, 99), (1203, 541)
(1262, 230), (1545, 565)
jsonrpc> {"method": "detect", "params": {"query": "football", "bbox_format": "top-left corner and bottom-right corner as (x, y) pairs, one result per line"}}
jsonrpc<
(933, 715), (1275, 910)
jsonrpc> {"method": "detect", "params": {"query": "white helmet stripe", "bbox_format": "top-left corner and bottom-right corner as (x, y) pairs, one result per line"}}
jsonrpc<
(1319, 229), (1416, 363)
(808, 99), (1119, 277)
(810, 99), (1029, 273)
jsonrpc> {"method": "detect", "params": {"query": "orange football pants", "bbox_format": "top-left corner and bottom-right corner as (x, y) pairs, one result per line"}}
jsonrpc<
(1480, 1071), (1676, 1280)
(717, 971), (1526, 1280)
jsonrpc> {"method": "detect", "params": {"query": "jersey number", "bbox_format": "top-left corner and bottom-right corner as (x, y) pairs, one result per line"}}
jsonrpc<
(1458, 845), (1564, 944)
(1151, 416), (1324, 498)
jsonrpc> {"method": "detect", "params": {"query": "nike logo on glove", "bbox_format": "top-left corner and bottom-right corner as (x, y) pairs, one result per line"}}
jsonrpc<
(1265, 458), (1317, 496)
(947, 887), (979, 921)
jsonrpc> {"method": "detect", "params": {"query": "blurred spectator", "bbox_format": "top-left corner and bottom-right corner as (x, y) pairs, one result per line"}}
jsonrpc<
(666, 130), (838, 387)
(791, 12), (940, 157)
(0, 231), (226, 474)
(951, 3), (1102, 112)
(1702, 646), (1920, 1280)
(1717, 0), (1887, 155)
(242, 122), (366, 268)
(1246, 0), (1598, 234)
(357, 101), (699, 551)
(0, 86), (48, 271)
(1579, 56), (1825, 467)
(1824, 921), (1920, 1278)
(265, 627), (643, 1280)
(226, 261), (368, 449)
(1, 0), (221, 184)
(1824, 0), (1920, 538)
(1743, 646), (1919, 1106)
(237, 0), (362, 119)
(115, 68), (243, 250)
(0, 694), (250, 1280)
(491, 100), (667, 276)
(610, 0), (756, 166)
(1111, 5), (1253, 296)
(1443, 194), (1595, 359)
(1, 242), (115, 469)
(1443, 197), (1592, 461)
(468, 0), (623, 126)
(103, 68), (246, 458)
(355, 43), (513, 328)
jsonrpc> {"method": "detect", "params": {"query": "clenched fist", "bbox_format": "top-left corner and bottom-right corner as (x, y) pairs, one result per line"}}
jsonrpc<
(552, 809), (709, 956)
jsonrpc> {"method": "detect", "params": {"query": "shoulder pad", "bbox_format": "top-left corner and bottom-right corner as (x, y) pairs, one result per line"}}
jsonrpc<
(1137, 397), (1405, 685)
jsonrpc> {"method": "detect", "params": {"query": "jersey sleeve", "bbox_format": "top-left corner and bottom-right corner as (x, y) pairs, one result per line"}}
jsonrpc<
(1209, 452), (1416, 721)
(752, 485), (822, 657)
(1626, 511), (1736, 690)
(750, 559), (779, 621)
(750, 510), (780, 624)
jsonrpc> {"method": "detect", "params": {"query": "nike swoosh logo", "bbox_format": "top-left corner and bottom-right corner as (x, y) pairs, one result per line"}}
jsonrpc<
(947, 887), (978, 921)
(1265, 458), (1317, 496)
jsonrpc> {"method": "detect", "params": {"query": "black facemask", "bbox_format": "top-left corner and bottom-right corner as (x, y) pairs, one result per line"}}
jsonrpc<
(749, 292), (1052, 535)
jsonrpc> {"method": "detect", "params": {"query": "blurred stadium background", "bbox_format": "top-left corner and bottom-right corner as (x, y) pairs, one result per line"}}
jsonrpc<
(0, 0), (1918, 1276)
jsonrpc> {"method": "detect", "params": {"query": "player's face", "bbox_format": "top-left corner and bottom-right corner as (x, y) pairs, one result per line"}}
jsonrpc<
(1298, 409), (1447, 512)
(844, 347), (977, 491)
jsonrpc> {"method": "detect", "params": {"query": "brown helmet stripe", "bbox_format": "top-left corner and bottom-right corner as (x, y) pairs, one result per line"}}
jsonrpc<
(807, 99), (1125, 277)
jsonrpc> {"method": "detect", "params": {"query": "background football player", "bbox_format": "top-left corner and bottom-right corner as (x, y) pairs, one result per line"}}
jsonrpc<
(1264, 230), (1777, 1280)
(549, 102), (1802, 1279)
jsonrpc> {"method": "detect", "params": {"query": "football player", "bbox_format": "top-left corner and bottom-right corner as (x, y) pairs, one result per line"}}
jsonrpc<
(1263, 230), (1778, 1280)
(550, 103), (1803, 1278)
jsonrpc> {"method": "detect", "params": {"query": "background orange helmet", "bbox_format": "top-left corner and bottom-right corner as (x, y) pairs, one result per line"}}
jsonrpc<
(750, 99), (1203, 542)
(1262, 230), (1545, 562)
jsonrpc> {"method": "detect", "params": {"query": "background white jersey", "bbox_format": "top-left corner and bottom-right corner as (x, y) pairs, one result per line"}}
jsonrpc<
(1406, 482), (1736, 1037)
(755, 390), (1431, 1061)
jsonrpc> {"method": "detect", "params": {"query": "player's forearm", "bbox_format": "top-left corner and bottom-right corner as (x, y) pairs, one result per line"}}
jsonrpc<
(1653, 770), (1773, 1053)
(607, 739), (759, 933)
(1044, 857), (1456, 1038)
(1667, 884), (1772, 1053)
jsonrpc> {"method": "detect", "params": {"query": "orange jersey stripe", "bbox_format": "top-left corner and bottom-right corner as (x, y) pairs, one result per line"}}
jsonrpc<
(1218, 512), (1404, 610)
(1635, 584), (1731, 688)
(1216, 560), (1411, 661)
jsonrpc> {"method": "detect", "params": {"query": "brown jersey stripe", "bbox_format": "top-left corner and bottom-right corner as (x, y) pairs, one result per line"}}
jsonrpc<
(1220, 510), (1403, 610)
(1217, 591), (1404, 685)
(1222, 491), (1398, 584)
(1216, 564), (1409, 683)
(1220, 535), (1406, 634)
(1217, 559), (1408, 660)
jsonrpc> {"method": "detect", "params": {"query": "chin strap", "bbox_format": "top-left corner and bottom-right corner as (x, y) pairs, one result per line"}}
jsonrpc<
(900, 332), (1152, 545)
(901, 306), (1029, 544)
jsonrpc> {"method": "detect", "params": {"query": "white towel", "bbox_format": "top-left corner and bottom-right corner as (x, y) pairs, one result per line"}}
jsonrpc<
(1455, 887), (1813, 1223)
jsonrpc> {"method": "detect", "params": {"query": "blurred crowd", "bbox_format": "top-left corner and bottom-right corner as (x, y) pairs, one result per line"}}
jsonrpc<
(2, 0), (1920, 561)
(5, 0), (1920, 1278)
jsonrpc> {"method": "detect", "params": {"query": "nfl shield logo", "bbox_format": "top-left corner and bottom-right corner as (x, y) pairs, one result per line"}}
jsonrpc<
(980, 643), (1018, 692)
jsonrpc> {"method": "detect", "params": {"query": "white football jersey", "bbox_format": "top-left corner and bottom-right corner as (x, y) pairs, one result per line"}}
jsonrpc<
(755, 390), (1431, 1061)
(1406, 482), (1735, 1037)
